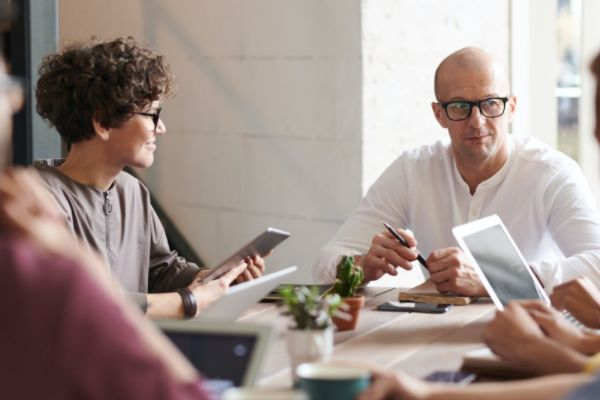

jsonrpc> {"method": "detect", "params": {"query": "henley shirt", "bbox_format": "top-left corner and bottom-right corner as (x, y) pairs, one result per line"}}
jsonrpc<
(314, 136), (600, 290)
(35, 161), (202, 310)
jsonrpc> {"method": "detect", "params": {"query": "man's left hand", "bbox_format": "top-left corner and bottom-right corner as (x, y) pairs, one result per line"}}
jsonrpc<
(426, 247), (486, 296)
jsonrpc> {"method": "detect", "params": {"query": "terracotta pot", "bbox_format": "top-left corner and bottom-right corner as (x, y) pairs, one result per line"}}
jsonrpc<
(332, 295), (365, 331)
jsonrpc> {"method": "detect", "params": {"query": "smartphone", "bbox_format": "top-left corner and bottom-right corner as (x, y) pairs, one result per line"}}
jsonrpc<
(424, 370), (477, 384)
(376, 301), (450, 313)
(200, 227), (290, 283)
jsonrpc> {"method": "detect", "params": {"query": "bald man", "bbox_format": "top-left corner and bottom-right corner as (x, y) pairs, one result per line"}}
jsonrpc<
(314, 47), (600, 296)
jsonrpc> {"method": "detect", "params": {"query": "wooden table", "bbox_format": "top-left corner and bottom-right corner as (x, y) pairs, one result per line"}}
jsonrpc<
(239, 284), (496, 387)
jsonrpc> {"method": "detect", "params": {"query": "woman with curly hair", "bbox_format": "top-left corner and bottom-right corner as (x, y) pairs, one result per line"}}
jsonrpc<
(34, 37), (265, 319)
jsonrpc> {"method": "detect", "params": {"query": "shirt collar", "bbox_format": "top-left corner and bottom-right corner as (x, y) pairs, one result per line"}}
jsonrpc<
(451, 135), (515, 194)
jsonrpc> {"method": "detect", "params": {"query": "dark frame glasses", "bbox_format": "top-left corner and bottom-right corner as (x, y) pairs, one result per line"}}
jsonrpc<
(134, 107), (162, 131)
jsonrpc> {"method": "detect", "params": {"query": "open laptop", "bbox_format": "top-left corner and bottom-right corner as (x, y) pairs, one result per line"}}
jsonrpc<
(196, 265), (298, 321)
(157, 319), (272, 387)
(452, 214), (549, 309)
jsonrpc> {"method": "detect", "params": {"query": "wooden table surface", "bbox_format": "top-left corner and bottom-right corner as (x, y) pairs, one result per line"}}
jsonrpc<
(239, 283), (496, 387)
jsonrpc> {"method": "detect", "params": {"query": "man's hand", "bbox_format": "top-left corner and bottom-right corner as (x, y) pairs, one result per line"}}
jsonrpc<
(426, 247), (486, 296)
(551, 277), (600, 329)
(358, 228), (418, 283)
(233, 255), (265, 284)
(187, 263), (247, 315)
(483, 302), (587, 374)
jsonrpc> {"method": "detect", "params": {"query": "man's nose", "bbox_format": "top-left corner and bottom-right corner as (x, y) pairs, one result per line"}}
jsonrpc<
(468, 105), (485, 128)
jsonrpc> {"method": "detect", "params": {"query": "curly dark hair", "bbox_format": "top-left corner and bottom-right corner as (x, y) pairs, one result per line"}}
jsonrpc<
(36, 36), (173, 145)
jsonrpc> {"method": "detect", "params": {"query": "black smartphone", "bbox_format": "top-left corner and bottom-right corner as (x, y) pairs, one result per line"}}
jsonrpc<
(376, 301), (450, 313)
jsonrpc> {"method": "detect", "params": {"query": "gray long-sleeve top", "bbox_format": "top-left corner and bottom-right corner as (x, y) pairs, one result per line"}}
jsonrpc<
(35, 161), (201, 311)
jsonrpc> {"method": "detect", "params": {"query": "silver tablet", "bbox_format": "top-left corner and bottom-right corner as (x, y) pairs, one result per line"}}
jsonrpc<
(452, 214), (549, 310)
(201, 227), (290, 283)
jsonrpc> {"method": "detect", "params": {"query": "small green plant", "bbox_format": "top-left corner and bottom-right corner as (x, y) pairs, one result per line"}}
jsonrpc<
(331, 255), (364, 298)
(279, 285), (342, 330)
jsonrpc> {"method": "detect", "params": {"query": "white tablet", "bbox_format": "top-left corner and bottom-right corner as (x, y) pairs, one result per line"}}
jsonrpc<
(452, 214), (549, 310)
(201, 227), (291, 283)
(157, 320), (272, 386)
(197, 265), (298, 321)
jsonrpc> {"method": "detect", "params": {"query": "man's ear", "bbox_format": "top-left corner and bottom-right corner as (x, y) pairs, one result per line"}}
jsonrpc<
(92, 119), (111, 141)
(506, 95), (517, 123)
(431, 102), (448, 128)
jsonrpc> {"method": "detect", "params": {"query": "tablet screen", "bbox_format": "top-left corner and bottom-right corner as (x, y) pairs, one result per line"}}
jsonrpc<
(165, 331), (257, 387)
(462, 224), (544, 306)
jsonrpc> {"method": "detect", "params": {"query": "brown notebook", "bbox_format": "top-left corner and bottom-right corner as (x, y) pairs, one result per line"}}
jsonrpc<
(397, 291), (472, 305)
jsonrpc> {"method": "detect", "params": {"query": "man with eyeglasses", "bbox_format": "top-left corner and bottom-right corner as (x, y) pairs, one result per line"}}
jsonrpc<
(314, 47), (600, 296)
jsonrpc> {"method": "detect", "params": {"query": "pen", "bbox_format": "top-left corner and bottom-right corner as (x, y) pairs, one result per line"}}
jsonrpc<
(383, 222), (429, 270)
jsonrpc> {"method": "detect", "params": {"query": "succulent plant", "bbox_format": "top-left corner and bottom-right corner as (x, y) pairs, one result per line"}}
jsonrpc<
(331, 255), (364, 298)
(279, 285), (342, 330)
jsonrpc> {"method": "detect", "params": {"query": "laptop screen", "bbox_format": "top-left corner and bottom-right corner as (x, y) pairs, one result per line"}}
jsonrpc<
(462, 224), (544, 306)
(165, 331), (258, 387)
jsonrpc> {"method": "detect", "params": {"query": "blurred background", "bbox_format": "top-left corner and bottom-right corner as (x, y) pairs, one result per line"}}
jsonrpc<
(10, 0), (600, 283)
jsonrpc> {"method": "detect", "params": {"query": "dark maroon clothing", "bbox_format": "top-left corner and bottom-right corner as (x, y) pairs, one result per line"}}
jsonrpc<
(0, 234), (213, 400)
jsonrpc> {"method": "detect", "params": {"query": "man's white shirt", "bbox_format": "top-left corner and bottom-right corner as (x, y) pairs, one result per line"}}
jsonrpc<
(314, 136), (600, 290)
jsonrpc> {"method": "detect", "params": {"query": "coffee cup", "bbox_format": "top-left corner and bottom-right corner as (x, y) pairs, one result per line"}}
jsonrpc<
(222, 387), (308, 400)
(296, 362), (370, 400)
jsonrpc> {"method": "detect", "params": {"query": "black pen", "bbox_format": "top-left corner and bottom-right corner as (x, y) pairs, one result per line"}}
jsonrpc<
(383, 222), (429, 270)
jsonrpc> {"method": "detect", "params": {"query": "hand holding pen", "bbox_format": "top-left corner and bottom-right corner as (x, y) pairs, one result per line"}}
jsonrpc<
(383, 223), (429, 270)
(356, 223), (427, 283)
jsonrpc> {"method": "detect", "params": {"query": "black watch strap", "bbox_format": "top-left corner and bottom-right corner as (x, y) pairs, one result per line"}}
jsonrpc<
(177, 287), (197, 319)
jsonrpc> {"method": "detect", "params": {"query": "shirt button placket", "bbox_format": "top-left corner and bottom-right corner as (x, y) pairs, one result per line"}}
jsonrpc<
(468, 193), (482, 221)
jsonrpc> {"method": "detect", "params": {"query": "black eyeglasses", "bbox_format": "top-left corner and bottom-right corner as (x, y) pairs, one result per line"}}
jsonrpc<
(439, 97), (508, 121)
(134, 107), (162, 131)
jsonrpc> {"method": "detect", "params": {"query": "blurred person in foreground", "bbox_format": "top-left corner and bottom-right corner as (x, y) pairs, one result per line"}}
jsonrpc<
(34, 37), (266, 319)
(0, 58), (214, 400)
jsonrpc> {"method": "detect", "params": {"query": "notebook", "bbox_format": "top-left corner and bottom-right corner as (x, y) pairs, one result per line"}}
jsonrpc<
(157, 320), (272, 387)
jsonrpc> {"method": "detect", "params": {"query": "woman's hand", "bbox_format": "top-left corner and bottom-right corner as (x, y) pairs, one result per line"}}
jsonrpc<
(187, 262), (247, 315)
(234, 255), (266, 284)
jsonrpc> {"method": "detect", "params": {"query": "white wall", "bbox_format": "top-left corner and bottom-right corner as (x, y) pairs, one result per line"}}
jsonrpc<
(60, 0), (512, 284)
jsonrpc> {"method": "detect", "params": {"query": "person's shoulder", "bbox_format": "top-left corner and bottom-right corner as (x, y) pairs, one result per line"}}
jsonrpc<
(513, 135), (579, 172)
(389, 138), (450, 167)
(33, 159), (66, 186)
(0, 234), (81, 295)
(115, 169), (150, 194)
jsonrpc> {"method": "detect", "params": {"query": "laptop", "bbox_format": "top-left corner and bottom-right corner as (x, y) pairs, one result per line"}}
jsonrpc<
(452, 214), (549, 310)
(157, 319), (272, 387)
(196, 265), (298, 321)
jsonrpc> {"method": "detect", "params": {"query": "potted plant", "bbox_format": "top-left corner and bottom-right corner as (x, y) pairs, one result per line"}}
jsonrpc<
(330, 255), (365, 331)
(279, 285), (342, 382)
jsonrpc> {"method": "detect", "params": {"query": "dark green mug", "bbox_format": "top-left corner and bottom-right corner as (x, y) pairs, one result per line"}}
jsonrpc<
(296, 363), (371, 400)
